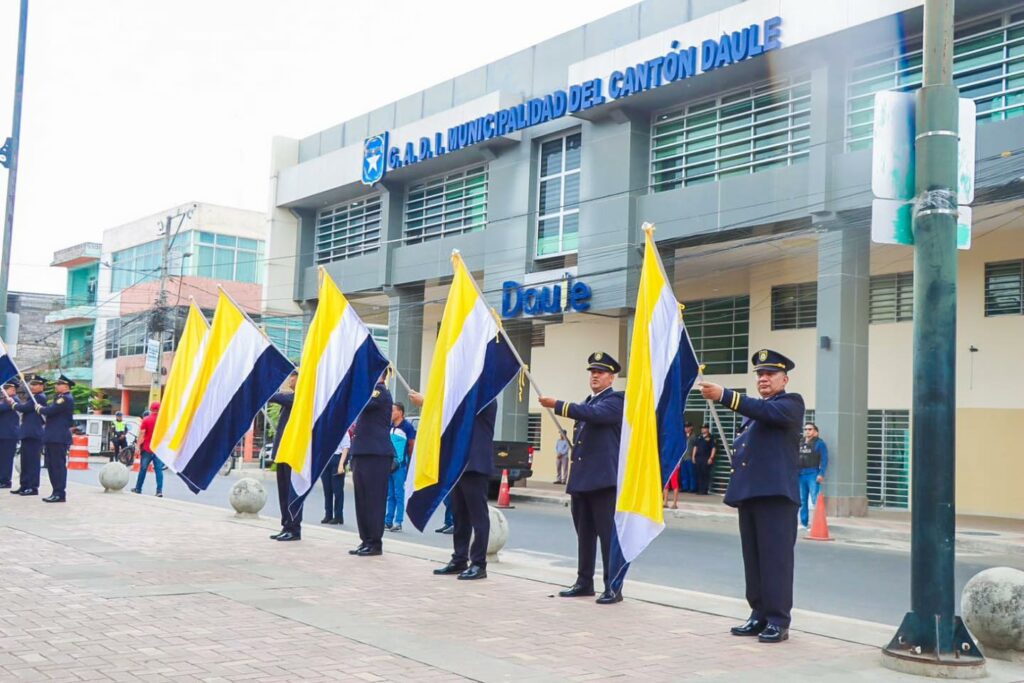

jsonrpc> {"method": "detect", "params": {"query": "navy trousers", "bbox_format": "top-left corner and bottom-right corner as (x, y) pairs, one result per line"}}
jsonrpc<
(44, 442), (68, 499)
(352, 454), (390, 552)
(0, 438), (16, 486)
(570, 486), (616, 592)
(320, 453), (345, 520)
(737, 496), (799, 628)
(19, 438), (41, 491)
(450, 471), (490, 568)
(276, 463), (303, 534)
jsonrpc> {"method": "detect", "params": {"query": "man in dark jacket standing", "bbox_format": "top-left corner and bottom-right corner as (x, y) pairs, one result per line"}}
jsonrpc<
(411, 390), (495, 581)
(348, 378), (393, 557)
(540, 351), (625, 605)
(0, 380), (20, 488)
(269, 369), (301, 541)
(699, 349), (804, 644)
(12, 376), (46, 496)
(39, 375), (76, 503)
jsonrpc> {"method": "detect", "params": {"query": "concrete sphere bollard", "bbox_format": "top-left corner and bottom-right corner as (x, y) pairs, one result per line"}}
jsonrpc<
(961, 567), (1024, 662)
(486, 505), (509, 558)
(229, 477), (267, 518)
(98, 462), (130, 492)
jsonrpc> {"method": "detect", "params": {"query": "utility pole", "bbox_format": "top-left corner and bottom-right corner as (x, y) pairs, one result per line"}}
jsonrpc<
(0, 0), (29, 340)
(882, 0), (984, 676)
(150, 205), (194, 402)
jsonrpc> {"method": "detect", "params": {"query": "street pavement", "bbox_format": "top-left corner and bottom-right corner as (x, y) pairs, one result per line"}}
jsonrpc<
(3, 473), (1021, 681)
(68, 465), (1024, 625)
(0, 479), (1019, 679)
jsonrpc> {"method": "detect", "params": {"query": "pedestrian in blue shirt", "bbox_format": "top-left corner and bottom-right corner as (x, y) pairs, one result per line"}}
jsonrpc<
(385, 402), (416, 533)
(798, 423), (829, 530)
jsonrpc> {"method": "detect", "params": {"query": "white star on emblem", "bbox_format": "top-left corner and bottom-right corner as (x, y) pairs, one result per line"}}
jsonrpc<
(365, 153), (381, 174)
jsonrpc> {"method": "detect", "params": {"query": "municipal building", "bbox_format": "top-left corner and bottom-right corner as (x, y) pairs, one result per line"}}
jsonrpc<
(266, 0), (1024, 518)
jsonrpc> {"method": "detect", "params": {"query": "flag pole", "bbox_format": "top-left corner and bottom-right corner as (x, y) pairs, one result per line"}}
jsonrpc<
(0, 335), (29, 392)
(697, 367), (734, 466)
(448, 249), (572, 443)
(389, 363), (414, 395)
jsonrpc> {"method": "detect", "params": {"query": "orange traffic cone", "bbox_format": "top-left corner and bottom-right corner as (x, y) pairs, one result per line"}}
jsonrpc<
(496, 469), (514, 509)
(68, 434), (90, 470)
(806, 492), (833, 541)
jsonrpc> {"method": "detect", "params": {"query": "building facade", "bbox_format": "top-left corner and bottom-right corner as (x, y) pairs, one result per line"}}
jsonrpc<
(49, 203), (269, 416)
(269, 0), (1024, 518)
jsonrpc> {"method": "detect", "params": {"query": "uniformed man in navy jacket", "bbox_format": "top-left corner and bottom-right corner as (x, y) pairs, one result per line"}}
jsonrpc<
(540, 351), (625, 605)
(699, 349), (804, 643)
(411, 390), (495, 581)
(12, 376), (46, 496)
(0, 380), (21, 488)
(348, 377), (393, 557)
(39, 374), (76, 503)
(269, 368), (302, 541)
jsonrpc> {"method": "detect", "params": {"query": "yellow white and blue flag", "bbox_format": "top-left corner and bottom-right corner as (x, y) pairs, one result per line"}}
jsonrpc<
(155, 291), (292, 493)
(610, 224), (699, 589)
(405, 251), (520, 531)
(275, 269), (388, 508)
(0, 335), (22, 386)
(151, 301), (209, 463)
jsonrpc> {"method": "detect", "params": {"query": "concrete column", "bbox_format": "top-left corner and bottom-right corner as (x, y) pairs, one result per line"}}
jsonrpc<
(387, 284), (424, 414)
(120, 389), (131, 415)
(495, 320), (530, 442)
(815, 226), (870, 517)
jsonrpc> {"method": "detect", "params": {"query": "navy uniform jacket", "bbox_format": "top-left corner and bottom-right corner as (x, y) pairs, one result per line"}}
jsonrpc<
(268, 391), (294, 459)
(16, 393), (46, 441)
(554, 387), (624, 494)
(349, 383), (393, 457)
(40, 392), (75, 445)
(718, 388), (804, 507)
(465, 402), (497, 475)
(0, 396), (20, 439)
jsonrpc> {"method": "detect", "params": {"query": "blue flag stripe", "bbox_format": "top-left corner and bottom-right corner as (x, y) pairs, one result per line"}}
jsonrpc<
(0, 354), (18, 387)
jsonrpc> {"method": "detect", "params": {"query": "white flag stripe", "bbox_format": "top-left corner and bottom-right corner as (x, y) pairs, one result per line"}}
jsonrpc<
(440, 300), (494, 433)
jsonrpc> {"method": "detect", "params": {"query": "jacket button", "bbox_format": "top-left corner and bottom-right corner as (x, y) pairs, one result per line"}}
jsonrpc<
(742, 462), (747, 467)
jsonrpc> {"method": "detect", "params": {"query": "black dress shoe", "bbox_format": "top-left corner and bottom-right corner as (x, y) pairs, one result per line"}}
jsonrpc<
(457, 565), (487, 580)
(321, 516), (332, 524)
(19, 488), (37, 496)
(596, 589), (623, 605)
(348, 545), (368, 555)
(275, 532), (301, 541)
(433, 561), (468, 575)
(0, 482), (11, 489)
(329, 517), (343, 525)
(758, 624), (789, 643)
(42, 495), (66, 503)
(269, 530), (285, 540)
(355, 546), (382, 556)
(730, 617), (768, 636)
(558, 584), (596, 598)
(442, 525), (455, 535)
(10, 488), (23, 495)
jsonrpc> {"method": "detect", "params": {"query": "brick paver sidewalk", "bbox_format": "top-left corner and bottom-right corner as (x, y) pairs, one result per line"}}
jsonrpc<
(0, 482), (1018, 682)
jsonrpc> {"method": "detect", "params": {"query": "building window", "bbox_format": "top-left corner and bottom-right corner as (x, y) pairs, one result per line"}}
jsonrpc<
(527, 413), (542, 450)
(404, 165), (488, 245)
(536, 132), (581, 257)
(111, 239), (167, 291)
(117, 316), (148, 357)
(846, 9), (1024, 150)
(682, 296), (750, 375)
(771, 283), (817, 330)
(531, 323), (546, 347)
(194, 232), (264, 284)
(984, 259), (1024, 316)
(870, 272), (914, 323)
(650, 75), (811, 192)
(104, 318), (120, 359)
(867, 410), (911, 509)
(804, 408), (816, 427)
(315, 195), (382, 264)
(264, 316), (304, 363)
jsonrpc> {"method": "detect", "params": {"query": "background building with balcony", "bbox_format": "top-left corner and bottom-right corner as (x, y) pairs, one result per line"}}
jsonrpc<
(50, 203), (267, 416)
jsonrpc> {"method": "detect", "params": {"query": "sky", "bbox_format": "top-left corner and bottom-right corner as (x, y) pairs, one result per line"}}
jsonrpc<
(0, 0), (638, 295)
